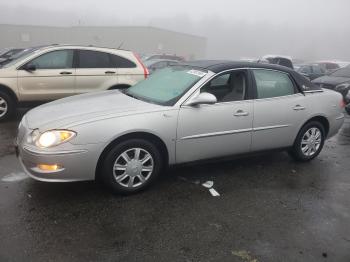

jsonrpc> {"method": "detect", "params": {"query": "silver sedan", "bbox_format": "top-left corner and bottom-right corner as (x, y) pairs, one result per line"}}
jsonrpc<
(16, 61), (345, 194)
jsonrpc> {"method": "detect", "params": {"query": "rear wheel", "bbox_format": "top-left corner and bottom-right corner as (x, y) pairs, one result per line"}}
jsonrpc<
(0, 90), (15, 122)
(289, 121), (325, 161)
(101, 139), (163, 194)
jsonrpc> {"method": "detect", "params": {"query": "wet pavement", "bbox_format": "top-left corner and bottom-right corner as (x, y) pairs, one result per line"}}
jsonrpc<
(0, 111), (349, 262)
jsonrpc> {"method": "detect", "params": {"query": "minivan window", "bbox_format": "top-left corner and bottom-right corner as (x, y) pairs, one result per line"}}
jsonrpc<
(110, 54), (136, 68)
(78, 50), (111, 68)
(253, 69), (295, 99)
(28, 50), (73, 69)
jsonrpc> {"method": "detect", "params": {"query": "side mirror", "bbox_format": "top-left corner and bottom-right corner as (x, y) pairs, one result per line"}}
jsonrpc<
(185, 92), (217, 106)
(23, 64), (36, 71)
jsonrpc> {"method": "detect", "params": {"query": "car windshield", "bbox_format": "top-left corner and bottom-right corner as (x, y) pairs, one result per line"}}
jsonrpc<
(331, 66), (350, 77)
(125, 66), (207, 106)
(2, 48), (40, 68)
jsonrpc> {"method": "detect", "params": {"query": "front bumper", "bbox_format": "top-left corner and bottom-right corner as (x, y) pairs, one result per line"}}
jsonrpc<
(15, 119), (102, 182)
(16, 144), (95, 182)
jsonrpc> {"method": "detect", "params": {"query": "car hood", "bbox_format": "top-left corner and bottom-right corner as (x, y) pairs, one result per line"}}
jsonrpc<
(0, 67), (17, 77)
(312, 75), (350, 86)
(25, 90), (165, 130)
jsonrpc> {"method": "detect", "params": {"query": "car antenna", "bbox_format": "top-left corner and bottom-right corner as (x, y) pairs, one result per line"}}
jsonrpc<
(117, 41), (124, 49)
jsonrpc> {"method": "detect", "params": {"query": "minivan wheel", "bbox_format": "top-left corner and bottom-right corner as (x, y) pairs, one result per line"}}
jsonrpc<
(0, 91), (15, 122)
(101, 139), (163, 194)
(289, 121), (325, 161)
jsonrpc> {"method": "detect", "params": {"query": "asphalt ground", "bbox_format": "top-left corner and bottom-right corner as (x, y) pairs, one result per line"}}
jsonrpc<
(0, 110), (349, 262)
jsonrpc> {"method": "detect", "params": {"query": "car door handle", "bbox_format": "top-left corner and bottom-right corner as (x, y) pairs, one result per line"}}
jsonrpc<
(234, 110), (249, 117)
(105, 71), (116, 74)
(60, 71), (72, 75)
(293, 105), (306, 111)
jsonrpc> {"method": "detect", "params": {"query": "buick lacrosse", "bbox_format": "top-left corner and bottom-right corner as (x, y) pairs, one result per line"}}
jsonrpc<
(16, 61), (345, 194)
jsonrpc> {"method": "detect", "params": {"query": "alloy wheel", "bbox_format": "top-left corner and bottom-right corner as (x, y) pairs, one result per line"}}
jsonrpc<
(0, 96), (8, 118)
(113, 148), (154, 188)
(300, 127), (322, 157)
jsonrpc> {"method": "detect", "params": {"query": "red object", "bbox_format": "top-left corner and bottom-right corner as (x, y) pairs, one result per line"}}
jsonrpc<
(134, 52), (149, 79)
(340, 98), (346, 108)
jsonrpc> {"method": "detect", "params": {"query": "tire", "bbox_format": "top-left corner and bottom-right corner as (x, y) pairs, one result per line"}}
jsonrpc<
(289, 121), (325, 162)
(0, 90), (15, 122)
(101, 139), (163, 194)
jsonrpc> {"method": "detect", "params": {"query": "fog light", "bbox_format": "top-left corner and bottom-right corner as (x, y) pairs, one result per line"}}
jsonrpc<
(37, 164), (62, 172)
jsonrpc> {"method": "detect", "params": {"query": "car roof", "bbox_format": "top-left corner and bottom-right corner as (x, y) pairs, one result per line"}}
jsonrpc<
(262, 54), (292, 60)
(182, 60), (295, 73)
(182, 60), (320, 92)
(34, 44), (132, 53)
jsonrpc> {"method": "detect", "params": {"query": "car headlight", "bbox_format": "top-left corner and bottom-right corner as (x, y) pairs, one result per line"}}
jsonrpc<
(29, 130), (76, 148)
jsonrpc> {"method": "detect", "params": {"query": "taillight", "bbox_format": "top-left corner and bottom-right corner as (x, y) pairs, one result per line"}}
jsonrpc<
(340, 99), (346, 108)
(133, 52), (149, 79)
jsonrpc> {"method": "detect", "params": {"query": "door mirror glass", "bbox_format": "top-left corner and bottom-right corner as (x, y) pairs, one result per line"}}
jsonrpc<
(185, 92), (217, 106)
(24, 63), (36, 71)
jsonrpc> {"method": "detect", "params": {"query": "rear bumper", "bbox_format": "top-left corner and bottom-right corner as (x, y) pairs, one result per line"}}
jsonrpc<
(328, 113), (345, 138)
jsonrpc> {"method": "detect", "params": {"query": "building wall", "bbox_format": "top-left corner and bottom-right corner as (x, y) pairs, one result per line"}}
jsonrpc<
(0, 24), (206, 60)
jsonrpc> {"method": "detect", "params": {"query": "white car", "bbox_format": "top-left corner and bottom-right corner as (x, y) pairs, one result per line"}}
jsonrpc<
(16, 61), (345, 194)
(0, 45), (148, 121)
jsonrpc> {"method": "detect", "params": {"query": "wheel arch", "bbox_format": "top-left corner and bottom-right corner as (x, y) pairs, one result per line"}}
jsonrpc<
(0, 84), (18, 104)
(108, 84), (130, 90)
(95, 131), (169, 180)
(295, 115), (330, 143)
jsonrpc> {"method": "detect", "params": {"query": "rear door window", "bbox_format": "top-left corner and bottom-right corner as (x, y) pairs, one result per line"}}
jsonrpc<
(110, 54), (136, 68)
(78, 50), (111, 68)
(253, 69), (296, 99)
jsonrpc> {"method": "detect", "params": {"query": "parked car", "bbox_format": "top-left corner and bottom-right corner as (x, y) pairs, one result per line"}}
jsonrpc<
(312, 66), (350, 101)
(0, 47), (43, 67)
(314, 61), (340, 74)
(16, 61), (345, 194)
(345, 90), (350, 114)
(259, 55), (294, 69)
(333, 61), (350, 68)
(144, 59), (179, 74)
(0, 45), (148, 121)
(141, 53), (185, 62)
(295, 64), (326, 80)
(0, 48), (25, 61)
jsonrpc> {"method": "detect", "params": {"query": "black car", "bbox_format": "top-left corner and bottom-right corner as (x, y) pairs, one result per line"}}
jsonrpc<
(141, 54), (185, 62)
(312, 66), (350, 113)
(312, 66), (350, 100)
(295, 64), (326, 80)
(259, 55), (294, 69)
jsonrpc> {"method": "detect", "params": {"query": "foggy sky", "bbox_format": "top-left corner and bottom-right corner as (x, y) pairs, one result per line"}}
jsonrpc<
(1, 0), (350, 60)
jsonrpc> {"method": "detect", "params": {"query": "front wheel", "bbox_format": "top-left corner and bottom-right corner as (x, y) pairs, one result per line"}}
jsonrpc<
(0, 90), (15, 122)
(289, 121), (325, 161)
(101, 139), (163, 194)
